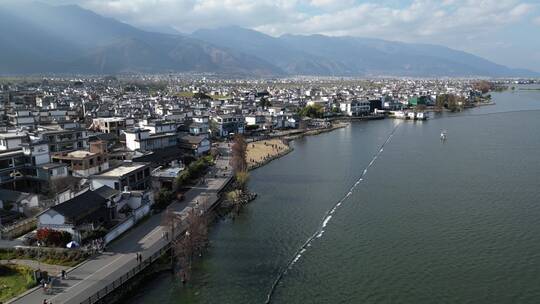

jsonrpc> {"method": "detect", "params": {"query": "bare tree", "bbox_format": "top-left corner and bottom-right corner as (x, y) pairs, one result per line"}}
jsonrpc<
(230, 134), (251, 196)
(46, 176), (80, 199)
(230, 134), (248, 174)
(164, 206), (209, 284)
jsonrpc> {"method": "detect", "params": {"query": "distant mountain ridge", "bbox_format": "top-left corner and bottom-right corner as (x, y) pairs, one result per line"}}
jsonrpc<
(192, 26), (537, 77)
(0, 2), (280, 75)
(0, 2), (536, 77)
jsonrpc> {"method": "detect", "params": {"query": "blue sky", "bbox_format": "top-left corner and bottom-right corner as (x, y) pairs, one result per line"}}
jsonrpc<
(43, 0), (540, 72)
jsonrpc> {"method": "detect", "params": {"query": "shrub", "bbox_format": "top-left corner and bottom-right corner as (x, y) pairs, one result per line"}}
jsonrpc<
(153, 189), (175, 210)
(36, 228), (72, 247)
(174, 156), (214, 189)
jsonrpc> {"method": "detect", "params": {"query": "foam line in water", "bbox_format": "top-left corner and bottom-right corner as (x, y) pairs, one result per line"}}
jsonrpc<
(322, 215), (332, 228)
(264, 122), (401, 304)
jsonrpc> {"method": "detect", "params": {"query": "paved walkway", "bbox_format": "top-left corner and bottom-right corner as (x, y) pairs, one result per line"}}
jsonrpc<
(9, 150), (232, 304)
(0, 239), (23, 249)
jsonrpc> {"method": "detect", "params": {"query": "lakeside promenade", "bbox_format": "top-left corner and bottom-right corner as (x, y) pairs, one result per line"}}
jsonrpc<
(9, 147), (233, 304)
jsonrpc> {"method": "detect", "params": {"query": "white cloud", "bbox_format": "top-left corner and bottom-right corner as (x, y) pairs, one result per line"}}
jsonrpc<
(41, 0), (535, 41)
(78, 0), (304, 33)
(534, 16), (540, 26)
(308, 0), (355, 10)
(256, 0), (536, 40)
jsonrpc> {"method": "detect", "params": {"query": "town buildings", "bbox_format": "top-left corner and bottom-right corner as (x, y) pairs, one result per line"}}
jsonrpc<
(0, 75), (493, 248)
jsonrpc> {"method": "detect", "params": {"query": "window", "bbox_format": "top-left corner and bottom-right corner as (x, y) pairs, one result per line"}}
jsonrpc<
(13, 156), (26, 166)
(0, 159), (9, 168)
(114, 182), (120, 190)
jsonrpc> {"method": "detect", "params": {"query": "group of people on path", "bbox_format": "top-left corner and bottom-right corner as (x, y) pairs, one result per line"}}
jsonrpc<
(89, 238), (105, 253)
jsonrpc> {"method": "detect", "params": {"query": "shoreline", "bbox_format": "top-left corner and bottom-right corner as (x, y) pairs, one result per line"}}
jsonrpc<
(247, 138), (294, 171)
(283, 122), (349, 141)
(247, 122), (350, 171)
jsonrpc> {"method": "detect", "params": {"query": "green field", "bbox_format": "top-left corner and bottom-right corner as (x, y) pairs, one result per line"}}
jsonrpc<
(0, 265), (36, 302)
(176, 91), (195, 98)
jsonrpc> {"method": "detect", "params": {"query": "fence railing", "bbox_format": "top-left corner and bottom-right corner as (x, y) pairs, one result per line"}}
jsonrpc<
(79, 243), (170, 304)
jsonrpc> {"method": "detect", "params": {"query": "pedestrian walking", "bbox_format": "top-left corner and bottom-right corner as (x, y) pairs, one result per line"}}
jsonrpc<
(61, 270), (66, 280)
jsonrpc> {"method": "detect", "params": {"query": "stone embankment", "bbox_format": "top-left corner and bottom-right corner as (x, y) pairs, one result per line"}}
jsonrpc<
(283, 122), (349, 140)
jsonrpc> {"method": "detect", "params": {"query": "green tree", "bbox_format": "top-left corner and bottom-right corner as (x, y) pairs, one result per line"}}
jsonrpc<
(299, 104), (324, 118)
(259, 97), (272, 108)
(154, 189), (175, 210)
(235, 171), (250, 191)
(436, 94), (464, 112)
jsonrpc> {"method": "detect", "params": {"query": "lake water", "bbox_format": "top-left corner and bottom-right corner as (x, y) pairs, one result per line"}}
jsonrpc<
(128, 86), (540, 304)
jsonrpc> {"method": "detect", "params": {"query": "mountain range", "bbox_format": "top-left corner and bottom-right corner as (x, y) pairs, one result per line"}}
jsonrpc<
(0, 2), (536, 77)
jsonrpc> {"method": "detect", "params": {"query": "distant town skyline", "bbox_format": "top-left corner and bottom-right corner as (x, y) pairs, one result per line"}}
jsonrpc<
(15, 0), (540, 72)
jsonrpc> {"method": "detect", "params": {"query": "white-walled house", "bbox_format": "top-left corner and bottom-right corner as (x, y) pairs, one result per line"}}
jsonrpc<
(37, 188), (112, 242)
(179, 135), (210, 156)
(0, 189), (39, 214)
(139, 120), (178, 134)
(339, 100), (371, 116)
(245, 115), (265, 126)
(125, 129), (178, 152)
(211, 114), (245, 137)
(21, 141), (49, 165)
(0, 132), (27, 151)
(37, 186), (154, 242)
(90, 162), (152, 191)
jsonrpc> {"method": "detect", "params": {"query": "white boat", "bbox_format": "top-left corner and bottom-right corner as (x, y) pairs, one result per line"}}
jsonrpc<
(415, 112), (428, 120)
(440, 130), (447, 141)
(393, 111), (406, 118)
